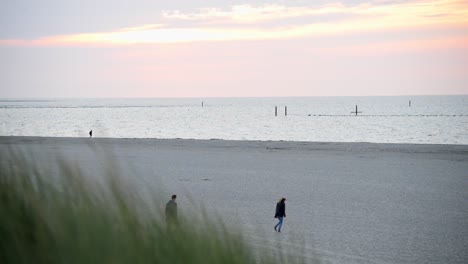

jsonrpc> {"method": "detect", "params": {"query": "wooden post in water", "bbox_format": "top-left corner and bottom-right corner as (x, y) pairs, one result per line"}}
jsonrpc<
(409, 100), (411, 107)
(285, 106), (287, 116)
(202, 101), (204, 107)
(351, 105), (362, 116)
(275, 106), (277, 116)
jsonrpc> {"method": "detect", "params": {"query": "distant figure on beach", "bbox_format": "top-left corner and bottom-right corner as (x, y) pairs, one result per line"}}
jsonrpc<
(165, 194), (178, 226)
(274, 197), (286, 232)
(89, 130), (93, 138)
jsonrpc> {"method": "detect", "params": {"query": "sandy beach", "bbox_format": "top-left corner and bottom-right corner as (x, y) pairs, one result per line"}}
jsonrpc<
(1, 136), (467, 264)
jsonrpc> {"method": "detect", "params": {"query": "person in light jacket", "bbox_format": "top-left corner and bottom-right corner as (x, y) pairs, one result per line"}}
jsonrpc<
(274, 197), (286, 232)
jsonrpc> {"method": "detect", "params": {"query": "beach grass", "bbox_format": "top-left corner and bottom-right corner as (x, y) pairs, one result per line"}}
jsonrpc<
(0, 149), (313, 264)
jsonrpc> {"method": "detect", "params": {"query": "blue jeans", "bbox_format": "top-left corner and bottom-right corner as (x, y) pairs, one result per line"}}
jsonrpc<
(275, 217), (284, 231)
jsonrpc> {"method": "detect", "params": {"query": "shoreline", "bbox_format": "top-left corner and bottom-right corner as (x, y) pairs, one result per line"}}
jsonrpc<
(2, 135), (468, 154)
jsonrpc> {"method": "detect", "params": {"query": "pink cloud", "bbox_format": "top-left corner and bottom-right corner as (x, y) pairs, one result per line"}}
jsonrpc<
(1, 0), (467, 47)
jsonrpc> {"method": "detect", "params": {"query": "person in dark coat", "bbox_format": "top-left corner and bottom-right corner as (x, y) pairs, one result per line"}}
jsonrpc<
(165, 194), (178, 226)
(274, 197), (286, 232)
(89, 130), (93, 138)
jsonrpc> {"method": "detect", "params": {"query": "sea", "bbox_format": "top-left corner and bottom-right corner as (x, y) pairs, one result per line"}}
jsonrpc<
(1, 95), (467, 144)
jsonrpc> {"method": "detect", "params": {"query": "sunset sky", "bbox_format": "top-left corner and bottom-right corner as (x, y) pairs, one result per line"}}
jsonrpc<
(1, 0), (467, 98)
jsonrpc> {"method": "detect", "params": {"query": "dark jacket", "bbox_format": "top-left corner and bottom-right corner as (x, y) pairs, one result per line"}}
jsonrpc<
(165, 200), (178, 221)
(275, 201), (286, 218)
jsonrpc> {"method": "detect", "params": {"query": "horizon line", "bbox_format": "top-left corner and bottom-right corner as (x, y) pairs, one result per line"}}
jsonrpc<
(1, 94), (467, 100)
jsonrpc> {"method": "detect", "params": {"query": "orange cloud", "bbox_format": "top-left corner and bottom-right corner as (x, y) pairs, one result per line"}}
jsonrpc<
(1, 0), (467, 46)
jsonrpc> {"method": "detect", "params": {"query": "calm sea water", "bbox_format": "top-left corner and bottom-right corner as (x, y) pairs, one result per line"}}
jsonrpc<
(1, 96), (467, 144)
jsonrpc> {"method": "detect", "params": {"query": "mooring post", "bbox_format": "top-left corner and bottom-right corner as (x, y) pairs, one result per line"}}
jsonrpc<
(285, 106), (287, 116)
(351, 105), (362, 116)
(409, 100), (411, 107)
(202, 101), (204, 107)
(275, 106), (277, 116)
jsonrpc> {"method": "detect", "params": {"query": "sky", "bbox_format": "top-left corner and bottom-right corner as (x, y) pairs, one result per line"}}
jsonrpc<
(1, 0), (467, 98)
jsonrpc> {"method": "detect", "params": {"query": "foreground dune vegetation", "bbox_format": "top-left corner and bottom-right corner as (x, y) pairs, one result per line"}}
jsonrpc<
(0, 150), (313, 264)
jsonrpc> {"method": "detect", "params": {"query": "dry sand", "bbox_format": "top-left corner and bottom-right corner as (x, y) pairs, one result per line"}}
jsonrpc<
(1, 136), (467, 264)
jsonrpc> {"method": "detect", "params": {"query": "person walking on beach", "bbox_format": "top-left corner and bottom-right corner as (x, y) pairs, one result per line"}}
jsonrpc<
(165, 194), (178, 226)
(274, 198), (286, 232)
(89, 130), (93, 138)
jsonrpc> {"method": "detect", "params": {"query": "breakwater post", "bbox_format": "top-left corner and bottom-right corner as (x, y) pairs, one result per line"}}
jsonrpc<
(409, 100), (411, 107)
(285, 106), (287, 116)
(351, 105), (362, 116)
(275, 106), (277, 116)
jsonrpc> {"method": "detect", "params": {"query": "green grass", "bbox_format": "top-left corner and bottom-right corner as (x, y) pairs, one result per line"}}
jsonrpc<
(0, 150), (314, 264)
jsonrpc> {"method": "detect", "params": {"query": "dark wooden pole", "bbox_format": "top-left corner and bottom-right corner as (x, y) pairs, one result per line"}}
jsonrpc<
(409, 100), (411, 107)
(285, 106), (287, 116)
(351, 105), (362, 116)
(275, 106), (277, 116)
